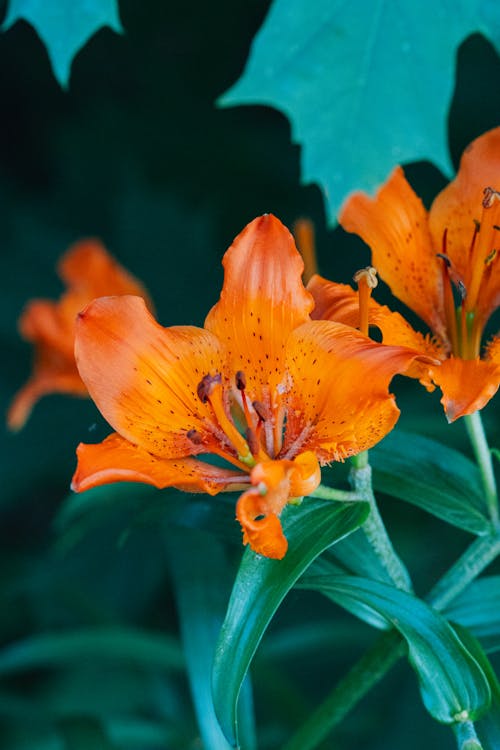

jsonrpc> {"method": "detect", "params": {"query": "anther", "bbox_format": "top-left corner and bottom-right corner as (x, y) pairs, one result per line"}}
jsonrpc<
(482, 186), (500, 208)
(353, 266), (378, 289)
(187, 428), (203, 445)
(235, 371), (247, 390)
(197, 373), (222, 403)
(252, 400), (267, 422)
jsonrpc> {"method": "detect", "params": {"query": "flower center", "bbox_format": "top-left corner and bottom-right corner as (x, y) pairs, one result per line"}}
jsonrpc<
(194, 371), (269, 470)
(439, 186), (500, 359)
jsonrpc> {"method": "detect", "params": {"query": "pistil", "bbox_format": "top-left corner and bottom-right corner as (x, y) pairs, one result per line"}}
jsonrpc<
(353, 266), (378, 337)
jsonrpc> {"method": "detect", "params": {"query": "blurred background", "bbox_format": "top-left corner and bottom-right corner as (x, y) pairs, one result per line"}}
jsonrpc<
(1, 1), (500, 747)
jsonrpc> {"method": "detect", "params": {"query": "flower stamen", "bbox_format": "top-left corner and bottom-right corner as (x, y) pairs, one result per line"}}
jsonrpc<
(353, 266), (378, 337)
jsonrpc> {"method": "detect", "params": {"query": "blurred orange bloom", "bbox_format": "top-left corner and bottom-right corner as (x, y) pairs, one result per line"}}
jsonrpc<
(72, 215), (430, 559)
(310, 128), (500, 422)
(8, 240), (150, 430)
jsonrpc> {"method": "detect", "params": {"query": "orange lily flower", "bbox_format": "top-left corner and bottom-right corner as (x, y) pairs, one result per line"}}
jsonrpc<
(8, 239), (150, 430)
(71, 214), (431, 559)
(310, 128), (500, 422)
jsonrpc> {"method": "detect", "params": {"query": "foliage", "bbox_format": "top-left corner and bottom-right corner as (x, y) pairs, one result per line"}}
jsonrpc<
(1, 2), (500, 750)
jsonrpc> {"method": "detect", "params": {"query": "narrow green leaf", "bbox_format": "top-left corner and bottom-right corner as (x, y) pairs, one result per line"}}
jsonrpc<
(299, 574), (491, 724)
(446, 577), (500, 651)
(167, 528), (256, 750)
(0, 627), (184, 676)
(3, 0), (123, 87)
(220, 0), (500, 223)
(452, 625), (500, 750)
(370, 431), (491, 535)
(212, 499), (368, 746)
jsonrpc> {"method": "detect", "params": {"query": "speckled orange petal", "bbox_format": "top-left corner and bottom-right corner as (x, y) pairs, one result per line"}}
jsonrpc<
(75, 295), (227, 459)
(340, 167), (445, 338)
(430, 356), (500, 422)
(72, 432), (247, 493)
(282, 320), (435, 463)
(429, 128), (500, 319)
(307, 275), (443, 388)
(485, 334), (500, 365)
(204, 215), (314, 403)
(236, 489), (288, 559)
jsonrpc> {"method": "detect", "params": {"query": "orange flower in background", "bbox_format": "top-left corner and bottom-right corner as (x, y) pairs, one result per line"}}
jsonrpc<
(310, 127), (500, 422)
(8, 240), (150, 431)
(72, 214), (431, 559)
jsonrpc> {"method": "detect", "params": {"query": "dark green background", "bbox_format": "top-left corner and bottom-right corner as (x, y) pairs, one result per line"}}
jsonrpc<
(0, 1), (499, 748)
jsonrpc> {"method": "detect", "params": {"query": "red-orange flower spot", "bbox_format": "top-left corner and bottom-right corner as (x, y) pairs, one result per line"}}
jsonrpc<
(8, 239), (150, 430)
(72, 215), (431, 558)
(311, 128), (500, 421)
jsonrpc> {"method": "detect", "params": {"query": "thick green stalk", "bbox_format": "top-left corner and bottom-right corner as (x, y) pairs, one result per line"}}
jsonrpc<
(282, 631), (404, 750)
(464, 411), (499, 527)
(351, 455), (412, 592)
(284, 527), (500, 749)
(454, 720), (483, 750)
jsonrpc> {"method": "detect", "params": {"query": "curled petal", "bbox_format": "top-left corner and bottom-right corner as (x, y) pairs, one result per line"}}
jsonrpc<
(75, 295), (227, 459)
(340, 167), (445, 338)
(236, 489), (288, 559)
(289, 451), (321, 497)
(72, 433), (247, 494)
(429, 128), (500, 320)
(205, 214), (314, 405)
(430, 357), (500, 422)
(283, 320), (437, 462)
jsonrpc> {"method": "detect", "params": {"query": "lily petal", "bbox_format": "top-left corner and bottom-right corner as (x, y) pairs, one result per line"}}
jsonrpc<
(204, 214), (314, 402)
(7, 371), (87, 432)
(72, 433), (247, 494)
(430, 357), (500, 422)
(429, 127), (500, 320)
(340, 167), (446, 339)
(75, 295), (227, 459)
(486, 334), (500, 365)
(236, 489), (288, 559)
(283, 320), (435, 462)
(308, 275), (442, 388)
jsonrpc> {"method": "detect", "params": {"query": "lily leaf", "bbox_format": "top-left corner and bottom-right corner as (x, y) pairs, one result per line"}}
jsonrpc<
(446, 576), (500, 652)
(212, 499), (368, 746)
(2, 0), (123, 87)
(0, 627), (184, 676)
(370, 430), (491, 535)
(167, 528), (256, 750)
(220, 0), (500, 223)
(299, 574), (491, 724)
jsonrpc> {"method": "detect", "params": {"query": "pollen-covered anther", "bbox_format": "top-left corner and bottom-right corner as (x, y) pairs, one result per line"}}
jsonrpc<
(482, 186), (500, 208)
(186, 428), (203, 445)
(353, 266), (378, 289)
(252, 400), (267, 422)
(235, 370), (247, 390)
(197, 373), (222, 403)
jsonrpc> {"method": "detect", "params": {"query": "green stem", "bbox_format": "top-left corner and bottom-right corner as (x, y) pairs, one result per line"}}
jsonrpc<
(285, 527), (500, 749)
(282, 631), (404, 750)
(310, 485), (361, 502)
(427, 530), (500, 611)
(464, 411), (499, 527)
(454, 720), (483, 750)
(350, 457), (412, 592)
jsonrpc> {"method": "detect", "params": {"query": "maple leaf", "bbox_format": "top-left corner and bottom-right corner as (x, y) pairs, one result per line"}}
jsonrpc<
(220, 0), (500, 224)
(2, 0), (123, 87)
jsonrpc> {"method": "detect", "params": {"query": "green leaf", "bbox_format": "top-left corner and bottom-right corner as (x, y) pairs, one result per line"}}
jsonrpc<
(370, 431), (491, 535)
(220, 0), (500, 223)
(0, 627), (184, 676)
(299, 574), (491, 724)
(446, 576), (500, 652)
(451, 625), (500, 750)
(59, 718), (117, 750)
(167, 528), (256, 750)
(212, 499), (368, 746)
(2, 0), (123, 87)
